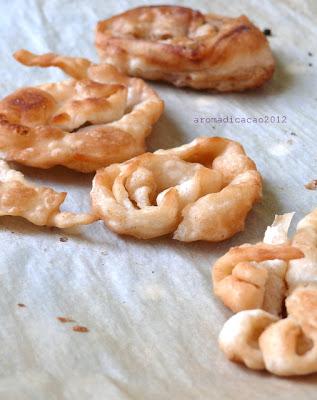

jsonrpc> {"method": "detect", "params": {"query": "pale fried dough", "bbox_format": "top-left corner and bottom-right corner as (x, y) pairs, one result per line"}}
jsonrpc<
(0, 160), (96, 228)
(0, 50), (163, 172)
(218, 209), (317, 376)
(96, 6), (275, 91)
(219, 309), (278, 370)
(91, 137), (262, 242)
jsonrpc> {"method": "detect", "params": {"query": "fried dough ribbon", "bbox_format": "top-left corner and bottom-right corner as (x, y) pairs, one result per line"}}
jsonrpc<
(217, 209), (317, 376)
(96, 5), (275, 91)
(0, 50), (163, 172)
(213, 213), (302, 315)
(0, 160), (95, 228)
(91, 137), (262, 242)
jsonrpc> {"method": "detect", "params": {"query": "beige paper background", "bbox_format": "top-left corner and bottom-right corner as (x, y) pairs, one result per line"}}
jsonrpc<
(0, 0), (316, 398)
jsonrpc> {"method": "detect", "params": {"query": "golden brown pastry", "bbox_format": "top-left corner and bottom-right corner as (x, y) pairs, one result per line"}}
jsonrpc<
(0, 50), (163, 172)
(0, 160), (96, 228)
(91, 137), (262, 242)
(96, 5), (275, 91)
(218, 209), (317, 376)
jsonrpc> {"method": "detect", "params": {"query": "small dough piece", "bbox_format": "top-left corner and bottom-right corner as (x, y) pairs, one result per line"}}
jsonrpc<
(91, 136), (262, 242)
(0, 160), (96, 228)
(0, 50), (164, 172)
(96, 6), (275, 91)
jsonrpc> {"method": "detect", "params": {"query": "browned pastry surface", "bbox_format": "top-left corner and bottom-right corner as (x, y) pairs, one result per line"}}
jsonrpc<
(0, 50), (163, 172)
(96, 6), (275, 91)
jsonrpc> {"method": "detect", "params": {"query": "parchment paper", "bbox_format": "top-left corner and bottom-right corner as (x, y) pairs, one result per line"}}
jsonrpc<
(0, 0), (316, 399)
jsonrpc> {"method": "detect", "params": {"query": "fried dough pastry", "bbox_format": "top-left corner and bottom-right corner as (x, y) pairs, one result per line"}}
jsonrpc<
(0, 160), (96, 228)
(218, 208), (317, 376)
(212, 213), (303, 315)
(0, 50), (163, 172)
(219, 309), (278, 370)
(91, 137), (262, 241)
(95, 6), (275, 91)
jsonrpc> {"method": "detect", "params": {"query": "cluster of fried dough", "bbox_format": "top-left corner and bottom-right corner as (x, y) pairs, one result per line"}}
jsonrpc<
(2, 3), (314, 382)
(0, 48), (263, 235)
(0, 49), (164, 229)
(215, 209), (317, 376)
(0, 5), (274, 231)
(91, 137), (262, 241)
(96, 5), (275, 91)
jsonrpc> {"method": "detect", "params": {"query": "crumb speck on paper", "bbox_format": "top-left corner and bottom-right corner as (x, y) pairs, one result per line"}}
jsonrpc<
(263, 28), (272, 36)
(290, 132), (297, 136)
(305, 180), (317, 190)
(308, 51), (313, 56)
(72, 325), (89, 333)
(17, 303), (26, 308)
(59, 236), (68, 243)
(308, 63), (313, 67)
(57, 317), (75, 323)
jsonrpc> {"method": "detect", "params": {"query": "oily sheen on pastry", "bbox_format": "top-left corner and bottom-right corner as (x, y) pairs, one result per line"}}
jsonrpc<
(96, 5), (275, 91)
(0, 160), (96, 228)
(91, 137), (262, 242)
(0, 50), (163, 172)
(217, 209), (317, 376)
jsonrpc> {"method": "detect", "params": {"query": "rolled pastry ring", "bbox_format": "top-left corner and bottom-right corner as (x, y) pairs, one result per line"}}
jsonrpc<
(91, 136), (262, 241)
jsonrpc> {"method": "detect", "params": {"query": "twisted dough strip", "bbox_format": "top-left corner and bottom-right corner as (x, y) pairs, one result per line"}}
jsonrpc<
(91, 137), (262, 242)
(218, 209), (317, 376)
(0, 50), (163, 172)
(96, 5), (275, 91)
(213, 213), (302, 315)
(0, 160), (96, 228)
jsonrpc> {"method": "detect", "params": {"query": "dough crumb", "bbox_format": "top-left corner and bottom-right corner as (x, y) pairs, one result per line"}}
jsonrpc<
(305, 180), (317, 190)
(72, 325), (89, 333)
(57, 317), (75, 323)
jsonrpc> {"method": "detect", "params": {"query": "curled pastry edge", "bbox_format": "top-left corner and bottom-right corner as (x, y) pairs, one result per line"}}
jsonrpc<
(0, 160), (97, 228)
